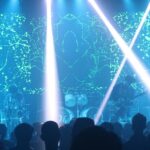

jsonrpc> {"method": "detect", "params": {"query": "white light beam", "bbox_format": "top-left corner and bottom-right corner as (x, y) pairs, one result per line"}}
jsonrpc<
(44, 0), (61, 123)
(88, 0), (150, 123)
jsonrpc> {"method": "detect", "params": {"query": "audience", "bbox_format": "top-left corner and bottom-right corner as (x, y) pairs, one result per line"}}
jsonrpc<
(70, 126), (122, 150)
(1, 113), (150, 150)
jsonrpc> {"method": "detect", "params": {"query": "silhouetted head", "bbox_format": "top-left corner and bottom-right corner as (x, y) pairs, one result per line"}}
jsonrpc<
(14, 123), (33, 144)
(132, 113), (146, 134)
(72, 118), (94, 138)
(41, 121), (60, 144)
(0, 124), (7, 140)
(70, 126), (122, 150)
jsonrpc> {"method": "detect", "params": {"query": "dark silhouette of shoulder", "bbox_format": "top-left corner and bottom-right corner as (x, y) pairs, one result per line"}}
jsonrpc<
(70, 126), (122, 150)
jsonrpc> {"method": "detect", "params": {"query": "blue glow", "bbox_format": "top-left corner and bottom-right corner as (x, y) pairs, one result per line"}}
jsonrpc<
(123, 0), (135, 11)
(125, 0), (132, 4)
(6, 0), (20, 12)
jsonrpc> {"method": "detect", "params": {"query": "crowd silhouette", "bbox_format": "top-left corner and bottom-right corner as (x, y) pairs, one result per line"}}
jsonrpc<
(0, 113), (150, 150)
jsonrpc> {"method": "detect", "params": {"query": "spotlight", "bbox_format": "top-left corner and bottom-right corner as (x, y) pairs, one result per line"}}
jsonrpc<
(44, 0), (61, 123)
(88, 0), (150, 123)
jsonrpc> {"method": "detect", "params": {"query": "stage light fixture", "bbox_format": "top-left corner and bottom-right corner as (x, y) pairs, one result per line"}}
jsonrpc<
(88, 0), (150, 123)
(44, 0), (61, 123)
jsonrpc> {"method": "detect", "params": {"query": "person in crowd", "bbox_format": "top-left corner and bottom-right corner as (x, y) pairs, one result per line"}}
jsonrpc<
(11, 123), (33, 150)
(41, 121), (60, 150)
(123, 113), (149, 150)
(60, 117), (94, 150)
(71, 117), (94, 139)
(0, 124), (13, 150)
(70, 126), (122, 150)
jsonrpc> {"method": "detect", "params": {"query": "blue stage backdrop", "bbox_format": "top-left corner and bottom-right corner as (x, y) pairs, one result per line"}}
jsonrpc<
(0, 11), (150, 127)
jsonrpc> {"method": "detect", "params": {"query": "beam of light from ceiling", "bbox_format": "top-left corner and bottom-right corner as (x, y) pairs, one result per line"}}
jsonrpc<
(88, 0), (150, 124)
(94, 1), (150, 124)
(44, 0), (61, 123)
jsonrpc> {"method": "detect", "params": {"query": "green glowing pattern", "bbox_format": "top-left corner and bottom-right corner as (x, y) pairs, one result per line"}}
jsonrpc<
(113, 12), (150, 69)
(0, 12), (149, 97)
(54, 12), (150, 97)
(111, 12), (150, 92)
(0, 12), (149, 122)
(0, 14), (44, 95)
(53, 12), (150, 122)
